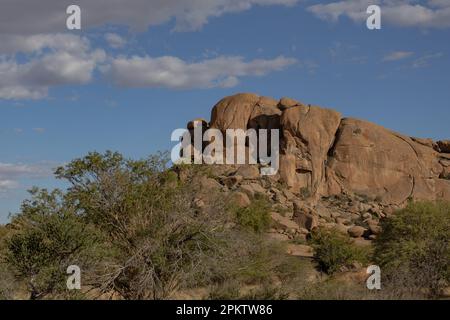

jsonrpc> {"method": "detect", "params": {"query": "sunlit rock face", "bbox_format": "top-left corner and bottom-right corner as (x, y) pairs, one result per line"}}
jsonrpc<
(188, 93), (450, 205)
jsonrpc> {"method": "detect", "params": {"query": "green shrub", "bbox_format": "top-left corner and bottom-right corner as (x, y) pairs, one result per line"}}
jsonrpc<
(207, 280), (241, 300)
(310, 227), (369, 275)
(0, 153), (219, 299)
(233, 197), (271, 233)
(4, 189), (99, 300)
(240, 284), (289, 300)
(297, 278), (370, 300)
(374, 201), (450, 298)
(0, 263), (17, 300)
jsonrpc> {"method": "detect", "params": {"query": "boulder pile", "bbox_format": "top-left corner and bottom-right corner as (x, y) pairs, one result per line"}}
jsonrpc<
(185, 93), (450, 246)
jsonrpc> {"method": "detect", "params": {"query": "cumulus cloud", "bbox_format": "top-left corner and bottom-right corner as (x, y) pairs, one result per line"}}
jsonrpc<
(105, 55), (297, 89)
(0, 180), (19, 191)
(0, 2), (300, 99)
(105, 33), (127, 49)
(0, 163), (52, 192)
(0, 0), (299, 35)
(0, 32), (296, 98)
(0, 34), (106, 100)
(0, 33), (90, 55)
(308, 0), (450, 28)
(308, 0), (371, 22)
(383, 51), (414, 61)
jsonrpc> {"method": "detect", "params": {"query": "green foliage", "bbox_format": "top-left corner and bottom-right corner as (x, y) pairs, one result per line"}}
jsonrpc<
(3, 149), (449, 300)
(233, 197), (271, 233)
(240, 284), (289, 300)
(207, 281), (241, 300)
(297, 278), (370, 300)
(374, 201), (450, 298)
(3, 189), (98, 299)
(0, 151), (234, 300)
(310, 227), (369, 275)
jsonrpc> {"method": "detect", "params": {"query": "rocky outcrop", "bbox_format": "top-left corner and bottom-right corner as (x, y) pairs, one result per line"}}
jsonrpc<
(280, 103), (342, 198)
(326, 118), (445, 204)
(184, 93), (449, 245)
(188, 93), (450, 206)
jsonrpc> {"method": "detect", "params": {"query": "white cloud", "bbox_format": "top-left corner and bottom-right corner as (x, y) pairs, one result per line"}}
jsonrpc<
(0, 0), (299, 35)
(0, 33), (90, 55)
(0, 163), (52, 192)
(308, 0), (372, 23)
(308, 0), (450, 28)
(0, 34), (106, 100)
(0, 180), (19, 191)
(0, 32), (296, 98)
(383, 51), (414, 61)
(412, 52), (443, 68)
(105, 33), (127, 49)
(105, 55), (297, 89)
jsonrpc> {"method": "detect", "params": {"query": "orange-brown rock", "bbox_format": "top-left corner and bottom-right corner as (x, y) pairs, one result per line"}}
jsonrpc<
(326, 118), (445, 204)
(280, 104), (342, 197)
(187, 93), (450, 206)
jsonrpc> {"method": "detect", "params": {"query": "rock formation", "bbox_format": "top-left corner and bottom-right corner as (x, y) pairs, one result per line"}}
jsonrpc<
(184, 93), (450, 244)
(189, 93), (450, 205)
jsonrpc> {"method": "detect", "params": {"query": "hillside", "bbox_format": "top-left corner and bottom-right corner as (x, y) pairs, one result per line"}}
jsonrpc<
(0, 94), (449, 300)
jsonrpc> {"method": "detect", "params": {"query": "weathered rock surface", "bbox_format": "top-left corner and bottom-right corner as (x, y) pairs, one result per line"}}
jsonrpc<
(185, 93), (450, 241)
(348, 226), (366, 238)
(326, 118), (444, 204)
(189, 93), (450, 205)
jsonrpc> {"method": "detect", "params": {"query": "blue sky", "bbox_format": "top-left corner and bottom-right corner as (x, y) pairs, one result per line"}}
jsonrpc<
(1, 0), (450, 222)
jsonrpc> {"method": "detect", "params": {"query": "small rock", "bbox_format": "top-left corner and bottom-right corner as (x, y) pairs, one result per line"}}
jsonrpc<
(283, 189), (296, 201)
(235, 165), (260, 179)
(298, 228), (310, 235)
(368, 223), (382, 235)
(267, 232), (290, 241)
(336, 217), (352, 226)
(193, 198), (205, 209)
(358, 203), (372, 213)
(248, 182), (266, 195)
(199, 176), (222, 191)
(362, 212), (372, 220)
(221, 175), (243, 188)
(270, 212), (299, 231)
(231, 192), (251, 208)
(348, 226), (366, 238)
(286, 244), (314, 258)
(239, 184), (255, 198)
(335, 223), (349, 234)
(330, 211), (341, 218)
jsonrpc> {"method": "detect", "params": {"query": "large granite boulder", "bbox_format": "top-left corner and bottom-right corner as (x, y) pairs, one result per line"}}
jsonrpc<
(187, 93), (450, 205)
